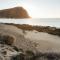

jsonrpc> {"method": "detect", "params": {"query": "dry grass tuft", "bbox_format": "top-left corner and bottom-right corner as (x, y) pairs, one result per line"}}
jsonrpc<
(0, 33), (16, 45)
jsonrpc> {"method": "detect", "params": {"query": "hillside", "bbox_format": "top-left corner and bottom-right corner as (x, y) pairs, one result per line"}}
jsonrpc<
(0, 7), (30, 18)
(0, 23), (60, 52)
(0, 23), (60, 60)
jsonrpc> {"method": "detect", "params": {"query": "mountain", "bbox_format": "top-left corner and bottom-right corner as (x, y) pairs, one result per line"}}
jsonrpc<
(0, 7), (30, 18)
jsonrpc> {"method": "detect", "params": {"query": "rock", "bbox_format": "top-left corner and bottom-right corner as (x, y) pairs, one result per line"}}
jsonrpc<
(0, 44), (22, 60)
(0, 7), (30, 18)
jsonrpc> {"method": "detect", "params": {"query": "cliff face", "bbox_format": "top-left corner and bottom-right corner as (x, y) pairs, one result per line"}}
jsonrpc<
(0, 7), (30, 18)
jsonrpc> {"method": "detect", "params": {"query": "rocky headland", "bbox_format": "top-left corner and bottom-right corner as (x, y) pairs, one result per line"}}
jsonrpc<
(0, 7), (30, 18)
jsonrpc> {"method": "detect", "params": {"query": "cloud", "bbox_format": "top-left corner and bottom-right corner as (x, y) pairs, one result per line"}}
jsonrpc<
(0, 0), (16, 2)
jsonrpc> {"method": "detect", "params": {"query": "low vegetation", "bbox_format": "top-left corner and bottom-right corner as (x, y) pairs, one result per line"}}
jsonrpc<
(5, 23), (60, 36)
(0, 26), (60, 60)
(12, 50), (60, 60)
(0, 33), (15, 45)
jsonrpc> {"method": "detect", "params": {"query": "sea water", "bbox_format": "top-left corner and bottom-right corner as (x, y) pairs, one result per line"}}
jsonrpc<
(0, 18), (60, 28)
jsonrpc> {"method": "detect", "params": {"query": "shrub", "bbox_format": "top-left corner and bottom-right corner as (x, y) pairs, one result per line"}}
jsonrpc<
(0, 34), (15, 45)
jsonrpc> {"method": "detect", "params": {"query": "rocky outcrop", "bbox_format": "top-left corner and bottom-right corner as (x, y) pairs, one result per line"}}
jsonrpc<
(0, 34), (20, 60)
(0, 44), (21, 60)
(0, 7), (30, 18)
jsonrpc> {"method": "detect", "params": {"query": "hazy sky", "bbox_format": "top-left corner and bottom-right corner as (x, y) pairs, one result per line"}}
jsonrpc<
(0, 0), (60, 18)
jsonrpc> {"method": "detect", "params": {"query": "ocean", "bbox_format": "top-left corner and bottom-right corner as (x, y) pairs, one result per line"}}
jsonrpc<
(0, 18), (60, 28)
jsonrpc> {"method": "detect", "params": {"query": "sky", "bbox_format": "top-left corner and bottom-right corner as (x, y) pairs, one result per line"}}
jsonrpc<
(0, 0), (60, 18)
